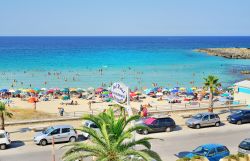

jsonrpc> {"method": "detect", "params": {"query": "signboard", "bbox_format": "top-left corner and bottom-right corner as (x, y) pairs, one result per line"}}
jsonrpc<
(111, 82), (128, 103)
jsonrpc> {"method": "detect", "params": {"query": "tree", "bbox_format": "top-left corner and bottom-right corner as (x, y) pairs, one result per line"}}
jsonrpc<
(63, 108), (162, 161)
(0, 102), (13, 130)
(203, 75), (220, 112)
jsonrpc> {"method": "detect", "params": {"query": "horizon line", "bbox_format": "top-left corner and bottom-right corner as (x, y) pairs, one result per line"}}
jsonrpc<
(0, 35), (250, 37)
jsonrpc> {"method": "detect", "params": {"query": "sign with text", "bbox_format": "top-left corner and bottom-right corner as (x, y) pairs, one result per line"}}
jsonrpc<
(111, 82), (128, 103)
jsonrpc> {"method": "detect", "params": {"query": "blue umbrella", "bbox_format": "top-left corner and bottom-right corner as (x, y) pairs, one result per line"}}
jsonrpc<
(0, 89), (8, 93)
(171, 89), (179, 93)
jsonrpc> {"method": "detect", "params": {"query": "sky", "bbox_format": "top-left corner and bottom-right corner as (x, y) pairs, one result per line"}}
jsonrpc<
(0, 0), (250, 36)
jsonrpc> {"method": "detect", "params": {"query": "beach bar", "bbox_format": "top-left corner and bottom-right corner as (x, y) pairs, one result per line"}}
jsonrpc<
(234, 80), (250, 106)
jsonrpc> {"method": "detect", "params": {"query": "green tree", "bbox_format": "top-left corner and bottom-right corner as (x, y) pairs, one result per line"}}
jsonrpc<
(0, 102), (13, 130)
(63, 108), (162, 161)
(203, 75), (220, 112)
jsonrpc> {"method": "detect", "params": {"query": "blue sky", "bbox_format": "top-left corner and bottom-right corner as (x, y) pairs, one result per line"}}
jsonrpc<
(0, 0), (250, 36)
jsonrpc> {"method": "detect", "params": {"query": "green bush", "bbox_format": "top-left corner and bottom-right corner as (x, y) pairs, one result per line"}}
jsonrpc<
(176, 157), (191, 161)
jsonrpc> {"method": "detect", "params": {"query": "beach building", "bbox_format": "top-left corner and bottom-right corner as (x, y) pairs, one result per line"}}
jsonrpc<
(234, 80), (250, 106)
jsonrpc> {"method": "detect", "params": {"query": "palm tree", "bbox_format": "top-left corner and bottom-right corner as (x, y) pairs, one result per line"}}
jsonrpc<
(203, 75), (220, 112)
(62, 108), (162, 161)
(0, 102), (13, 130)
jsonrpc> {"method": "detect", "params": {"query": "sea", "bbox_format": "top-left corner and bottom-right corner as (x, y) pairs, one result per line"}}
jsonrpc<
(0, 36), (250, 89)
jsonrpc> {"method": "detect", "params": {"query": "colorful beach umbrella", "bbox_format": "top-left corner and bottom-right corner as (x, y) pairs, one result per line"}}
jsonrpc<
(28, 97), (38, 103)
(0, 89), (8, 93)
(61, 88), (69, 93)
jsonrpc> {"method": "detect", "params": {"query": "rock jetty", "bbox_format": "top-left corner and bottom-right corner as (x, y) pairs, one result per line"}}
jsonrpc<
(195, 48), (250, 59)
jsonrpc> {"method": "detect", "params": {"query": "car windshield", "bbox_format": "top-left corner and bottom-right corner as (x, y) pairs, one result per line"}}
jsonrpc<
(234, 110), (243, 115)
(84, 122), (89, 127)
(193, 146), (209, 156)
(0, 133), (5, 138)
(192, 114), (203, 120)
(239, 141), (250, 150)
(42, 127), (54, 134)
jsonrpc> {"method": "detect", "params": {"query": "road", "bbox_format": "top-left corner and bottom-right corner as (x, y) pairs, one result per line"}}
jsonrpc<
(1, 123), (250, 161)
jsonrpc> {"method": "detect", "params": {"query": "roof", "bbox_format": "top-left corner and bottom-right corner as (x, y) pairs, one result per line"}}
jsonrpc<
(200, 144), (224, 149)
(243, 138), (250, 142)
(0, 130), (6, 133)
(51, 125), (73, 129)
(234, 80), (250, 88)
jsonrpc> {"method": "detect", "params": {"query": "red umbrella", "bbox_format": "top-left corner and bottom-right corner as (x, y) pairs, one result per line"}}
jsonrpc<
(95, 88), (104, 94)
(130, 92), (137, 97)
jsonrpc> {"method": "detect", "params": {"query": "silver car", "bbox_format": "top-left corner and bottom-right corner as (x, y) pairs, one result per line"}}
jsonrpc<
(238, 138), (250, 155)
(82, 120), (99, 139)
(185, 112), (220, 129)
(33, 125), (78, 146)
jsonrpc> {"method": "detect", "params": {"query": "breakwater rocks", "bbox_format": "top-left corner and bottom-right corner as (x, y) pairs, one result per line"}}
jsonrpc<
(195, 48), (250, 59)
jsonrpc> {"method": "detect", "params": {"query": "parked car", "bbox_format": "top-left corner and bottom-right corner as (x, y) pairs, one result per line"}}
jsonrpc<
(227, 110), (250, 125)
(185, 112), (220, 129)
(82, 120), (99, 139)
(137, 116), (176, 135)
(0, 130), (11, 150)
(33, 125), (78, 146)
(238, 138), (250, 155)
(185, 144), (230, 161)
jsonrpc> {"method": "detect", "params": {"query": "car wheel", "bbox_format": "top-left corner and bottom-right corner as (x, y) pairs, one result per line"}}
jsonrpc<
(237, 120), (242, 125)
(165, 127), (172, 132)
(40, 139), (47, 146)
(142, 129), (148, 135)
(195, 124), (201, 129)
(69, 136), (77, 143)
(215, 122), (220, 127)
(0, 144), (6, 150)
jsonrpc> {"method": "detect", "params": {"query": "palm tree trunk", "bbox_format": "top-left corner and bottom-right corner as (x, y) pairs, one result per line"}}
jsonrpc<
(0, 112), (5, 130)
(208, 92), (214, 112)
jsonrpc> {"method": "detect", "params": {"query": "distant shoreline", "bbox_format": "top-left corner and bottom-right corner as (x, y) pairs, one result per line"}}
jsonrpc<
(195, 48), (250, 59)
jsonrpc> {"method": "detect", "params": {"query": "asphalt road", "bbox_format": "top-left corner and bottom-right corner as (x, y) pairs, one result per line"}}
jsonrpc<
(1, 123), (250, 161)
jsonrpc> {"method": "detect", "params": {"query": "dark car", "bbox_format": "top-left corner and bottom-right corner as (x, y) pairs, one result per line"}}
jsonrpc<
(137, 117), (176, 135)
(227, 110), (250, 125)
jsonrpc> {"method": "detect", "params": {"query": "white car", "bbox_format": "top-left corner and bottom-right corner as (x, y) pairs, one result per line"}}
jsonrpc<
(0, 130), (11, 150)
(82, 120), (99, 139)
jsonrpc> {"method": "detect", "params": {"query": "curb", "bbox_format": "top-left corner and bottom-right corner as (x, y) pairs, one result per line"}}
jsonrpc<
(6, 117), (82, 126)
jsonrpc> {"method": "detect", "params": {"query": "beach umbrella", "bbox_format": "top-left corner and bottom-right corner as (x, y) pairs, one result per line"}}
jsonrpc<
(191, 87), (197, 90)
(102, 91), (110, 95)
(28, 97), (38, 103)
(9, 89), (16, 93)
(70, 88), (77, 92)
(41, 88), (47, 91)
(0, 89), (8, 93)
(53, 87), (60, 91)
(28, 89), (36, 93)
(156, 92), (163, 97)
(171, 89), (179, 93)
(162, 88), (169, 92)
(179, 87), (186, 91)
(14, 90), (21, 95)
(87, 87), (95, 92)
(130, 92), (137, 97)
(76, 88), (84, 92)
(96, 87), (104, 93)
(144, 88), (153, 95)
(221, 93), (230, 97)
(47, 89), (54, 94)
(62, 95), (70, 100)
(61, 88), (69, 93)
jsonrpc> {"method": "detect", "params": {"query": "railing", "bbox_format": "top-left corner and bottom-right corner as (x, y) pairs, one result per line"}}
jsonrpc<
(148, 99), (247, 112)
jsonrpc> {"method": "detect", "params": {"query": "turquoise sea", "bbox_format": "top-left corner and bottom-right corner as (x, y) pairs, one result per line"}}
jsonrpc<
(0, 36), (250, 89)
